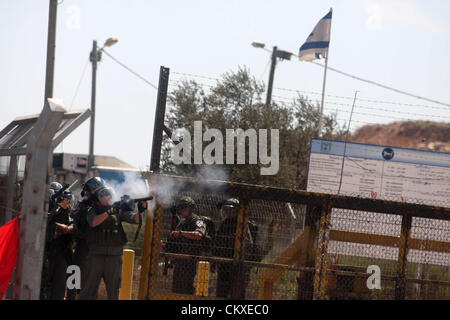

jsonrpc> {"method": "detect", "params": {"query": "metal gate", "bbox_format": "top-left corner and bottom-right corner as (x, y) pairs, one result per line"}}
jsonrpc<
(138, 174), (450, 300)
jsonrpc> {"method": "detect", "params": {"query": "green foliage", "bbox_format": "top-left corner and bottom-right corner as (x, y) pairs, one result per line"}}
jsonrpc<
(161, 66), (346, 189)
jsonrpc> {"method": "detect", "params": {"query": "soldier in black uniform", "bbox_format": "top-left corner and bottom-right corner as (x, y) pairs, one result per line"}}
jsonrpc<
(67, 177), (107, 300)
(78, 185), (147, 300)
(40, 182), (74, 300)
(213, 198), (261, 299)
(166, 196), (206, 295)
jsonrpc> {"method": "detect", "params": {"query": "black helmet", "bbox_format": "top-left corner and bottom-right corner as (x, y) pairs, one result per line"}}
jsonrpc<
(49, 182), (63, 197)
(81, 177), (106, 197)
(217, 198), (239, 209)
(50, 182), (63, 191)
(56, 191), (73, 204)
(176, 196), (197, 212)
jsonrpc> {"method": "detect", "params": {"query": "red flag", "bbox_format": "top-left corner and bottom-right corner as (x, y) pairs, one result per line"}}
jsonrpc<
(0, 215), (20, 300)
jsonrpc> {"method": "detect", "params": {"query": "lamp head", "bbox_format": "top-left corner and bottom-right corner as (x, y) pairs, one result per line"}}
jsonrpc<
(251, 41), (265, 49)
(104, 37), (118, 47)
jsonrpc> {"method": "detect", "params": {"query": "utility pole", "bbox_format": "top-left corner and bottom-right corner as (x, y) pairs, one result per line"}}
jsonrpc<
(266, 46), (277, 106)
(150, 66), (170, 173)
(44, 0), (58, 101)
(88, 40), (101, 174)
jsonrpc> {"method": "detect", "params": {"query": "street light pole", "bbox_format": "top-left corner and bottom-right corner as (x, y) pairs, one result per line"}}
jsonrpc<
(44, 0), (58, 102)
(266, 46), (277, 107)
(87, 37), (118, 175)
(252, 42), (292, 107)
(88, 40), (100, 175)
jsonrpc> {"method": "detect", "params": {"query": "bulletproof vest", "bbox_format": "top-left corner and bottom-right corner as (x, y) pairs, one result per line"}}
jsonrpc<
(213, 217), (237, 258)
(213, 217), (260, 260)
(86, 214), (128, 247)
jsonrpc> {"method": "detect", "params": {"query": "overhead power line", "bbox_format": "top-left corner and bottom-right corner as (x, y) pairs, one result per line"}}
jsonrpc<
(272, 94), (450, 119)
(69, 59), (89, 110)
(101, 48), (158, 90)
(273, 87), (450, 111)
(170, 70), (450, 111)
(307, 59), (450, 108)
(98, 49), (450, 110)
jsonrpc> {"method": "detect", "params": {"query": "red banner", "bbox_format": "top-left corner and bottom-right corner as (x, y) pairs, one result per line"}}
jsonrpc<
(0, 216), (20, 300)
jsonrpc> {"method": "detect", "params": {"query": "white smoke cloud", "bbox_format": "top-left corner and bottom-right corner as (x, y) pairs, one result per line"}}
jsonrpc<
(106, 171), (149, 201)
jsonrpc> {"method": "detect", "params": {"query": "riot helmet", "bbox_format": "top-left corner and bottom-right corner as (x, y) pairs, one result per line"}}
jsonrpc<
(90, 186), (115, 214)
(219, 198), (239, 219)
(175, 196), (197, 217)
(81, 177), (106, 198)
(56, 191), (73, 203)
(49, 181), (63, 198)
(57, 191), (73, 209)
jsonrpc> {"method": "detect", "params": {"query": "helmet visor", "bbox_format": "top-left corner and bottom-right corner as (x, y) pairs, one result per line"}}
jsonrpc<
(94, 187), (115, 207)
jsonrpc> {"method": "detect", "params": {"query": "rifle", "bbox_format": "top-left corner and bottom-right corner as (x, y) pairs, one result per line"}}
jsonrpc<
(51, 183), (69, 201)
(112, 195), (154, 242)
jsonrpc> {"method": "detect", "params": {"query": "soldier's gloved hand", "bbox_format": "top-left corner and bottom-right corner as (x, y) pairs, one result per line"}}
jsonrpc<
(106, 207), (118, 216)
(138, 200), (147, 213)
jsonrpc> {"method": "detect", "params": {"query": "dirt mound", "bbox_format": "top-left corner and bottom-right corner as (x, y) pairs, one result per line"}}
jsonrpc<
(350, 121), (450, 153)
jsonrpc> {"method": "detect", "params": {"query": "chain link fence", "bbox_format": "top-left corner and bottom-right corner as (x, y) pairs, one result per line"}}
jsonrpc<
(136, 174), (449, 300)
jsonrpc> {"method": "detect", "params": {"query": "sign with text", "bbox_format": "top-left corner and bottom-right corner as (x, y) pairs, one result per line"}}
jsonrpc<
(307, 138), (450, 206)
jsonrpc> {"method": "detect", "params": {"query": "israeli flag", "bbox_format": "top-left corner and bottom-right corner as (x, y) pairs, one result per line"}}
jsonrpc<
(299, 9), (332, 61)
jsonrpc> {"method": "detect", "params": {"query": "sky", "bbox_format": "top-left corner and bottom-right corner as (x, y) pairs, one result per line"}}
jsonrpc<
(1, 0), (449, 171)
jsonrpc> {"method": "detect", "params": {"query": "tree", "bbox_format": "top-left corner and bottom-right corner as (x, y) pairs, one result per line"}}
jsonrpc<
(160, 66), (346, 189)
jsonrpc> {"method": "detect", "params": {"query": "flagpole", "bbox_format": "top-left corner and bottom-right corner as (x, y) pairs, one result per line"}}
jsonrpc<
(317, 8), (333, 138)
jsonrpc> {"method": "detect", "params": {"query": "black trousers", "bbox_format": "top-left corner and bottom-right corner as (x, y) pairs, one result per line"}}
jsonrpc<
(66, 240), (89, 299)
(78, 254), (123, 300)
(217, 262), (249, 299)
(172, 258), (197, 295)
(42, 252), (70, 300)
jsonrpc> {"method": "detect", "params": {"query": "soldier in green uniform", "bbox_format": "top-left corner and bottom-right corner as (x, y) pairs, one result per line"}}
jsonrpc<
(166, 196), (206, 295)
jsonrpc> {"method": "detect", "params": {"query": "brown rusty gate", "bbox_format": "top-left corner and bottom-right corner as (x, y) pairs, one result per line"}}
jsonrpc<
(137, 174), (450, 300)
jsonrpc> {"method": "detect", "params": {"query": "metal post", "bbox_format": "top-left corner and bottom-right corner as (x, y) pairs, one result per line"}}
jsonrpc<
(137, 203), (154, 300)
(147, 200), (164, 299)
(231, 198), (250, 300)
(13, 99), (66, 300)
(317, 8), (333, 138)
(265, 46), (277, 107)
(313, 201), (333, 300)
(396, 213), (412, 300)
(316, 55), (328, 138)
(119, 249), (135, 300)
(5, 155), (18, 223)
(296, 205), (321, 300)
(44, 0), (58, 101)
(138, 174), (156, 300)
(150, 66), (170, 172)
(88, 40), (99, 174)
